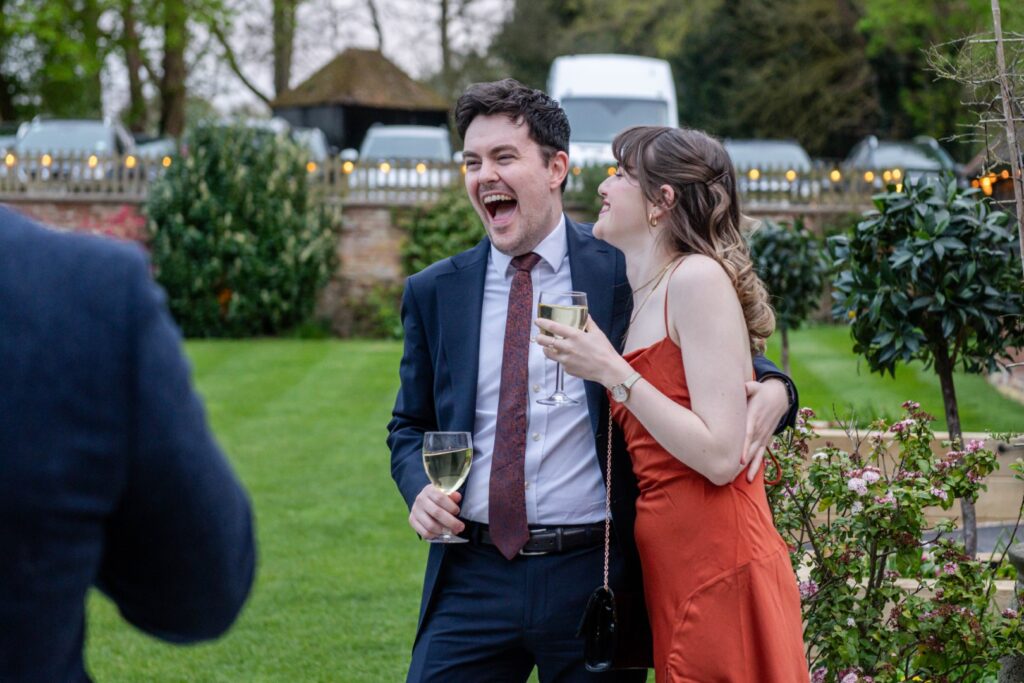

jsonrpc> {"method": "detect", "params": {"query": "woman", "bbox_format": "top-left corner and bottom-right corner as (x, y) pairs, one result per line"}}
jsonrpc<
(535, 126), (808, 681)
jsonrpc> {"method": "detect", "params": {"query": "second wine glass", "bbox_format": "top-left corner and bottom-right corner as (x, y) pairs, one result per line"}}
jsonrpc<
(537, 290), (589, 406)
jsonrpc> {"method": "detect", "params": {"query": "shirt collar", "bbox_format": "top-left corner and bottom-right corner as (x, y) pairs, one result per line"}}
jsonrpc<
(490, 214), (567, 279)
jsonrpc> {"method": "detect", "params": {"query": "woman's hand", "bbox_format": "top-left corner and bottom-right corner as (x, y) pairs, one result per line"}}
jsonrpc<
(534, 317), (635, 389)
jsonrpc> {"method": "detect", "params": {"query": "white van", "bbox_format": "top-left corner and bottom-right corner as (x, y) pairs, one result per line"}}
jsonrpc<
(547, 54), (679, 167)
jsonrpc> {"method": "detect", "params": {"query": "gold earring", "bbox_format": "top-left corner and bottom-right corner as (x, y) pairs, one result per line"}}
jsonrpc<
(649, 213), (658, 227)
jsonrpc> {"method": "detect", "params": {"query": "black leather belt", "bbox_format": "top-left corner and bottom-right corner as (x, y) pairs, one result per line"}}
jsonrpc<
(461, 520), (606, 556)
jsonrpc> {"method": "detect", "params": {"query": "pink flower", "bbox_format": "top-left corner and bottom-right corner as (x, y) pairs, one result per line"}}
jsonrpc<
(1003, 608), (1018, 619)
(862, 468), (881, 484)
(931, 487), (948, 502)
(875, 491), (895, 505)
(799, 580), (819, 599)
(841, 674), (859, 683)
(943, 562), (957, 575)
(848, 477), (868, 495)
(902, 400), (920, 410)
(966, 439), (985, 453)
(811, 668), (828, 683)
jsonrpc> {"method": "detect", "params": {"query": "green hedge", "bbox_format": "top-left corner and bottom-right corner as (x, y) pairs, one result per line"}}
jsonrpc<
(147, 123), (337, 337)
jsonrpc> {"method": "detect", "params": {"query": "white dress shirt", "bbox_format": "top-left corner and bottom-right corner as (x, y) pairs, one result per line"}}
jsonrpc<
(461, 216), (607, 525)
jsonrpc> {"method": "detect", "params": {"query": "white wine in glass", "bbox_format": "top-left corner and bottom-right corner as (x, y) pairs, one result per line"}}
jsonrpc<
(422, 431), (473, 544)
(537, 290), (589, 406)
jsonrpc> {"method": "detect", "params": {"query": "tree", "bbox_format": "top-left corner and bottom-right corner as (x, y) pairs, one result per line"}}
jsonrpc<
(748, 219), (827, 376)
(829, 177), (1024, 556)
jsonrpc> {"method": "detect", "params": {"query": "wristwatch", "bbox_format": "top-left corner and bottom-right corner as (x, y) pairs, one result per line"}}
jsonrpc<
(610, 372), (642, 403)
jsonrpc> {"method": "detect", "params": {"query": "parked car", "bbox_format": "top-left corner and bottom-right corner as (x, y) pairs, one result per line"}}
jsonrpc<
(724, 139), (815, 198)
(843, 135), (961, 188)
(343, 124), (459, 191)
(293, 127), (331, 163)
(136, 137), (179, 180)
(8, 117), (136, 182)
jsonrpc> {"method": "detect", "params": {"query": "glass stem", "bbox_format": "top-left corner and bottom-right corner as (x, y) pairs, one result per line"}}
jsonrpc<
(555, 361), (566, 396)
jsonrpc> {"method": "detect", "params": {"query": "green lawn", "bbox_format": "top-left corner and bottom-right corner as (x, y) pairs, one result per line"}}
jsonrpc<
(85, 340), (419, 682)
(82, 330), (1024, 680)
(764, 324), (1024, 432)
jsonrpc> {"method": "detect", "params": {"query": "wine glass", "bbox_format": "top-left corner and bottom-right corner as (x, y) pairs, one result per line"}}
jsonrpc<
(536, 290), (589, 406)
(422, 431), (473, 543)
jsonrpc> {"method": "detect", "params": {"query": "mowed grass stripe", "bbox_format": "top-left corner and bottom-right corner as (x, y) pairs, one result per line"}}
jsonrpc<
(86, 340), (422, 682)
(765, 325), (1024, 431)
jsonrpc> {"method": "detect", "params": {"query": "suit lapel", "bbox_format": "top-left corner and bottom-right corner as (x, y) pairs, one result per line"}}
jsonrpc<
(437, 239), (490, 431)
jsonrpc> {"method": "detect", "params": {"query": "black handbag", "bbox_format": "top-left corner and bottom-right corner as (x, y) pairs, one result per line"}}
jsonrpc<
(577, 406), (653, 672)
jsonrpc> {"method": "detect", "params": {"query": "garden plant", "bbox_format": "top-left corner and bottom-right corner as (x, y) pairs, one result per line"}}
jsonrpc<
(749, 218), (828, 375)
(830, 177), (1024, 555)
(147, 122), (337, 337)
(768, 403), (1024, 682)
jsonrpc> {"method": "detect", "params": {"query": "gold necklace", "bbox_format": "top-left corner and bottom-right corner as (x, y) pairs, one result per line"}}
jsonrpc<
(631, 259), (675, 295)
(628, 259), (676, 328)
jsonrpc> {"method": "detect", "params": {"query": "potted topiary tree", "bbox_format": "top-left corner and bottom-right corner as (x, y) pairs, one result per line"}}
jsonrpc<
(829, 177), (1024, 555)
(749, 218), (828, 375)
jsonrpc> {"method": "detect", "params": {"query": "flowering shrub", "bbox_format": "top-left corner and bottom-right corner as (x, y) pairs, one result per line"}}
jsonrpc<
(768, 402), (1024, 682)
(148, 123), (337, 337)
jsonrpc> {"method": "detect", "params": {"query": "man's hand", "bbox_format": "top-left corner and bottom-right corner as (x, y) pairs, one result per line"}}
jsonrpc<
(409, 485), (465, 540)
(741, 379), (789, 482)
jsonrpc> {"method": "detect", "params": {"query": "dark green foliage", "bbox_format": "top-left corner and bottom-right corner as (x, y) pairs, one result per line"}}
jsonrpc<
(400, 188), (484, 276)
(563, 164), (610, 222)
(829, 177), (1024, 379)
(147, 123), (337, 337)
(345, 284), (405, 340)
(749, 219), (827, 333)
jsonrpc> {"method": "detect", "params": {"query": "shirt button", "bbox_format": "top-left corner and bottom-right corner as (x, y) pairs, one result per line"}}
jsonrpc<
(532, 432), (540, 441)
(532, 384), (541, 393)
(524, 481), (530, 489)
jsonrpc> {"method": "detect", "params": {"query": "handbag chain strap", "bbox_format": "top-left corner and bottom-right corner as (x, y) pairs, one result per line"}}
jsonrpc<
(602, 404), (614, 591)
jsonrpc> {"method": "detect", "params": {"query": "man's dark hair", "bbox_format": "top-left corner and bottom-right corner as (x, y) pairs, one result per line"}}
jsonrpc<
(455, 78), (571, 179)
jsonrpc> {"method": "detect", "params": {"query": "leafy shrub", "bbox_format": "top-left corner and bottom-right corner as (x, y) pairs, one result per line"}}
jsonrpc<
(146, 123), (337, 337)
(829, 176), (1024, 555)
(749, 219), (827, 373)
(401, 188), (484, 276)
(769, 402), (1024, 682)
(345, 283), (404, 340)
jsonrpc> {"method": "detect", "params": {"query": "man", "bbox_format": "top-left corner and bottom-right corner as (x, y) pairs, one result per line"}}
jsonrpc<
(388, 79), (797, 682)
(0, 206), (256, 682)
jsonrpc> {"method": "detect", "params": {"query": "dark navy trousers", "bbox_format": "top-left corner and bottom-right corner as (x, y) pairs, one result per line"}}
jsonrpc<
(407, 541), (647, 683)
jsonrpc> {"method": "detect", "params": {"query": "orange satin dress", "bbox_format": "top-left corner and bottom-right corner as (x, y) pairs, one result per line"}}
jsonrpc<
(610, 280), (809, 682)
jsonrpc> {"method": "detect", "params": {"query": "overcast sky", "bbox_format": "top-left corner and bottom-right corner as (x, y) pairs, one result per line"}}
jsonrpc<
(101, 0), (511, 119)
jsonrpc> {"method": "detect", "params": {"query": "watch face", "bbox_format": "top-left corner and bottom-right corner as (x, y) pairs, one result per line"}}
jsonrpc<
(612, 385), (627, 402)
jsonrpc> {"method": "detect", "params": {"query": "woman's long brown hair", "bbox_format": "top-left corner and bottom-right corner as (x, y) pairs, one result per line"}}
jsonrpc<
(612, 126), (774, 353)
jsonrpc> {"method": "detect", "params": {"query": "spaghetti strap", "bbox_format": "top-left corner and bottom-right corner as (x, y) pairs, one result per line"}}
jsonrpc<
(662, 257), (688, 337)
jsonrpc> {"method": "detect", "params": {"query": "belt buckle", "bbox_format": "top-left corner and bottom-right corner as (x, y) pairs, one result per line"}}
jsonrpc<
(518, 527), (551, 556)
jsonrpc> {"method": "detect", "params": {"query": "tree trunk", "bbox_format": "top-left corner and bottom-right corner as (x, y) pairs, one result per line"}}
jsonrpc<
(990, 0), (1024, 276)
(933, 341), (975, 556)
(160, 0), (187, 137)
(439, 0), (454, 100)
(272, 0), (296, 96)
(366, 0), (385, 53)
(781, 325), (791, 377)
(121, 0), (147, 132)
(80, 0), (104, 115)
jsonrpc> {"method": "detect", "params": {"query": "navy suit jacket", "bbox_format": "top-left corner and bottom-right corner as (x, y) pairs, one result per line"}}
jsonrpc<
(387, 215), (796, 639)
(0, 207), (256, 682)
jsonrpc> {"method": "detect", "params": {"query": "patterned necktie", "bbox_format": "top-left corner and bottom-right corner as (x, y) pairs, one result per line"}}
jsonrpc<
(488, 252), (542, 560)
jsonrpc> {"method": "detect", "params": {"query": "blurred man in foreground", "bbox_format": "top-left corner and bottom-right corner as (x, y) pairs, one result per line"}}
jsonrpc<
(0, 206), (256, 682)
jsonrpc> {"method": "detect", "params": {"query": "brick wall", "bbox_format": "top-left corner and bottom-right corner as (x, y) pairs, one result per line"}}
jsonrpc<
(1, 198), (855, 335)
(3, 198), (148, 242)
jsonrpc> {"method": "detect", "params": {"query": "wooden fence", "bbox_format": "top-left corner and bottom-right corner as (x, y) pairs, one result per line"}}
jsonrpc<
(0, 152), (903, 209)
